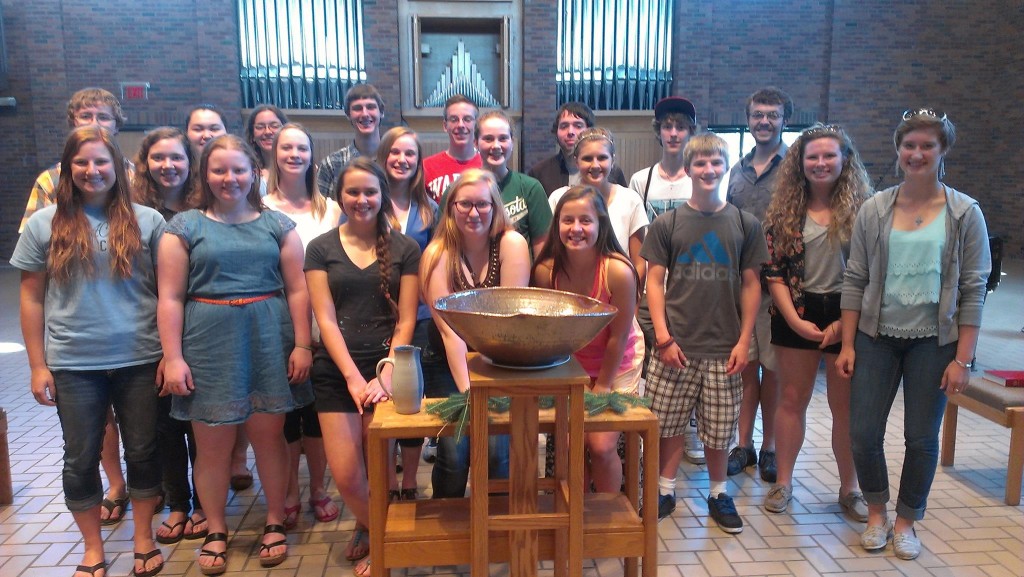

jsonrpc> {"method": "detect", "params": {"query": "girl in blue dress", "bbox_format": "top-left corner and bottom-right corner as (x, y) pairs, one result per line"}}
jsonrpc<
(158, 134), (312, 575)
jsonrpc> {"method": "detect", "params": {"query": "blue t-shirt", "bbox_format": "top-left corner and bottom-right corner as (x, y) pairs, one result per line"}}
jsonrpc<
(11, 203), (166, 370)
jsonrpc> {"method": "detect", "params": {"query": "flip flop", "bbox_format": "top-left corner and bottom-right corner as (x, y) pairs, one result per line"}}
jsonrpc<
(132, 548), (164, 577)
(155, 517), (187, 544)
(344, 526), (369, 561)
(198, 533), (228, 576)
(100, 495), (129, 526)
(183, 513), (209, 540)
(229, 472), (253, 491)
(258, 524), (288, 568)
(353, 557), (371, 577)
(74, 560), (107, 576)
(309, 494), (339, 523)
(283, 503), (300, 530)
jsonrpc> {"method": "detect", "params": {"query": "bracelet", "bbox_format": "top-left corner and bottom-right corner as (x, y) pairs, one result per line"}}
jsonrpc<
(295, 344), (313, 352)
(655, 337), (675, 350)
(952, 358), (972, 369)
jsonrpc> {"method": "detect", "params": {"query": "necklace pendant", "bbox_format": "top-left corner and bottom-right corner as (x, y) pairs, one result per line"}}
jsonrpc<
(914, 216), (923, 226)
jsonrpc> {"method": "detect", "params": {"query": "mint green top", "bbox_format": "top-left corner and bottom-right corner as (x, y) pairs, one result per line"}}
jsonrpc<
(879, 213), (945, 338)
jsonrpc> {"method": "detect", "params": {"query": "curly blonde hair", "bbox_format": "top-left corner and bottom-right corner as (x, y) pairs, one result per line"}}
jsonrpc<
(764, 124), (871, 258)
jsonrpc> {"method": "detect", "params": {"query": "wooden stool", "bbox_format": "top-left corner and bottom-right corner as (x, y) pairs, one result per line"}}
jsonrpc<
(940, 376), (1024, 505)
(467, 354), (589, 577)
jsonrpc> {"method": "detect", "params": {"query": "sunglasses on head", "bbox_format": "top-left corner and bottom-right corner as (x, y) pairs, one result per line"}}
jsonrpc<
(902, 109), (947, 122)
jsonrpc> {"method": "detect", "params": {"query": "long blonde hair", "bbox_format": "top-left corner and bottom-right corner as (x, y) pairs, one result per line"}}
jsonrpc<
(420, 169), (510, 294)
(49, 126), (141, 284)
(264, 123), (328, 220)
(764, 124), (871, 258)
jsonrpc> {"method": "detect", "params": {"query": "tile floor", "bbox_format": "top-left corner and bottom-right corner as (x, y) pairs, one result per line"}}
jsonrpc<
(0, 261), (1021, 577)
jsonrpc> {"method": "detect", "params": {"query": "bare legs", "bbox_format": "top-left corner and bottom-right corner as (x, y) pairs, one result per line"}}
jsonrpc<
(99, 408), (127, 523)
(586, 431), (622, 493)
(318, 411), (372, 528)
(737, 363), (778, 454)
(773, 348), (858, 492)
(192, 414), (289, 571)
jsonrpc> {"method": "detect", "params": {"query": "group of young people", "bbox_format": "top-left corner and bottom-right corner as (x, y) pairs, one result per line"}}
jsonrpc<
(12, 83), (991, 577)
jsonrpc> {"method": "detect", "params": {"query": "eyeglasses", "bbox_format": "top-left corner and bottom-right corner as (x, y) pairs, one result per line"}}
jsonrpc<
(749, 111), (782, 121)
(253, 122), (283, 132)
(453, 200), (493, 214)
(802, 123), (841, 138)
(76, 112), (116, 123)
(445, 115), (476, 126)
(902, 108), (947, 122)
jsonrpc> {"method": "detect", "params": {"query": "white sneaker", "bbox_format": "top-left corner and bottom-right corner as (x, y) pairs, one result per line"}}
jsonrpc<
(422, 437), (437, 463)
(683, 420), (705, 465)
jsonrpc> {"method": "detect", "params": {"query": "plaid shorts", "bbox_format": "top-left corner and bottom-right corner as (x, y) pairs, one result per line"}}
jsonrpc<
(644, 355), (743, 450)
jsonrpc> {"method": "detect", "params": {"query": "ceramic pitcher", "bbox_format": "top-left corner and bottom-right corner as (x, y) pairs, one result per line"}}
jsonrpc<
(376, 345), (424, 415)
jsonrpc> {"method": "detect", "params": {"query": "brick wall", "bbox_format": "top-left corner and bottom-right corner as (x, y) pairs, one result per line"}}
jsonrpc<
(521, 0), (557, 172)
(0, 0), (1021, 258)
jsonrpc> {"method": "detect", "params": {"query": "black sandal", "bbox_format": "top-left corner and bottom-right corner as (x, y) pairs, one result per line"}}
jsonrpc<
(132, 548), (164, 577)
(74, 560), (106, 576)
(198, 532), (228, 576)
(258, 524), (288, 568)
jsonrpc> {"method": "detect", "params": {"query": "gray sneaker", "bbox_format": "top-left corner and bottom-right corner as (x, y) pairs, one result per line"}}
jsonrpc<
(763, 484), (792, 513)
(683, 420), (706, 465)
(893, 530), (922, 560)
(860, 518), (893, 551)
(838, 491), (869, 522)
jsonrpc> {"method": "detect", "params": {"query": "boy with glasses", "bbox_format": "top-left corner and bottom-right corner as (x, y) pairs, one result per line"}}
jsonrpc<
(724, 86), (793, 484)
(423, 95), (482, 202)
(19, 87), (128, 232)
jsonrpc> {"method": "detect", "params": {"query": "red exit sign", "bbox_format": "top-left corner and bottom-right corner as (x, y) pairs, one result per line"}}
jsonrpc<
(121, 82), (150, 101)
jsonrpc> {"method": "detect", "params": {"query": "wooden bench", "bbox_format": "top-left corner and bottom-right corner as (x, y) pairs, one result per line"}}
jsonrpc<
(940, 376), (1024, 505)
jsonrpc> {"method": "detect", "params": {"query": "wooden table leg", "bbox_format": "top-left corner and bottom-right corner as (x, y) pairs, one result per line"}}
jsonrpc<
(509, 396), (539, 577)
(470, 388), (491, 577)
(642, 424), (659, 577)
(568, 388), (584, 577)
(367, 427), (388, 577)
(1007, 408), (1024, 506)
(940, 402), (959, 467)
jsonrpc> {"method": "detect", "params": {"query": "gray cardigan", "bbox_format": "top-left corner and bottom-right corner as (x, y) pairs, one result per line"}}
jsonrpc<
(840, 184), (991, 346)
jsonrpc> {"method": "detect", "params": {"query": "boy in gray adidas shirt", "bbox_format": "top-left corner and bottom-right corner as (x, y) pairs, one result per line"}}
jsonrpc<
(640, 133), (768, 532)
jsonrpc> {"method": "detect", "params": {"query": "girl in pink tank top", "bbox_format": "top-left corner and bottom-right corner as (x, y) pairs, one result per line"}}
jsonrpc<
(532, 185), (644, 492)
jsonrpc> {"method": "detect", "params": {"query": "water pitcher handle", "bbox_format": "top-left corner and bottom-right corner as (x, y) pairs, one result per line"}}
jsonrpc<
(375, 357), (394, 393)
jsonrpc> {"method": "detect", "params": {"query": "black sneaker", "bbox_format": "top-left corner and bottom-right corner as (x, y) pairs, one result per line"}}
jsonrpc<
(657, 493), (676, 520)
(707, 493), (744, 533)
(726, 446), (757, 476)
(758, 449), (777, 483)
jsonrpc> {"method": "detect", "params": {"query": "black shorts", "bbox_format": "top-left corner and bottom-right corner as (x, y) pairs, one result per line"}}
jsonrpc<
(283, 402), (322, 442)
(311, 355), (378, 414)
(770, 291), (842, 354)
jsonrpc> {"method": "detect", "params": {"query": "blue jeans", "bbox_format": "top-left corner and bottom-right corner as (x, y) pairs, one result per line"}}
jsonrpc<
(849, 332), (955, 521)
(421, 347), (510, 498)
(53, 362), (162, 511)
(157, 394), (201, 513)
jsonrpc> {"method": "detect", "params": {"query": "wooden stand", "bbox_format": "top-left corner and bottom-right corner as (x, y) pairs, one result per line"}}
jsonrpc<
(467, 354), (588, 577)
(366, 354), (659, 577)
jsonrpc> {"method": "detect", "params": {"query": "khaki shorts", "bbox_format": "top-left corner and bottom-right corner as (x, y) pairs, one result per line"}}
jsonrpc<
(746, 295), (777, 372)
